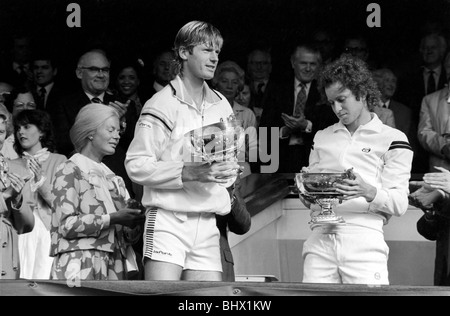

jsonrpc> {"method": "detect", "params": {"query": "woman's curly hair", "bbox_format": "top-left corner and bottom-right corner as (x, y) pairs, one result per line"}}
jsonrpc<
(318, 55), (380, 110)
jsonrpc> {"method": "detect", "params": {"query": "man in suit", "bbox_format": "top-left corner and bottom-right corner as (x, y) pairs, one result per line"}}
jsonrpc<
(397, 32), (448, 174)
(373, 68), (413, 137)
(259, 43), (337, 173)
(246, 48), (277, 127)
(149, 49), (176, 97)
(53, 49), (134, 196)
(31, 53), (65, 121)
(0, 34), (33, 90)
(417, 51), (450, 172)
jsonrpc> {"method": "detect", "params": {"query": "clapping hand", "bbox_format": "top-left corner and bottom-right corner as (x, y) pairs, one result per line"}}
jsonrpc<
(422, 166), (450, 194)
(281, 113), (308, 131)
(27, 157), (44, 183)
(408, 181), (441, 210)
(2, 172), (27, 205)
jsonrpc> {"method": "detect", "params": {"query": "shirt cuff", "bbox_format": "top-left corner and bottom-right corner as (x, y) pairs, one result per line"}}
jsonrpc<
(305, 120), (312, 133)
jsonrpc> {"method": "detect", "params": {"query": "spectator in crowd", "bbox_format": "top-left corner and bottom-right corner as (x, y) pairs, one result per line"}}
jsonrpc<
(126, 20), (240, 281)
(13, 109), (67, 279)
(0, 34), (33, 90)
(235, 78), (252, 109)
(52, 49), (134, 197)
(313, 28), (337, 66)
(372, 68), (413, 137)
(30, 52), (65, 121)
(0, 82), (14, 107)
(149, 49), (176, 97)
(50, 104), (144, 281)
(259, 43), (337, 173)
(2, 88), (37, 160)
(0, 83), (15, 159)
(397, 32), (448, 174)
(0, 105), (32, 279)
(341, 34), (378, 70)
(417, 51), (450, 172)
(246, 48), (276, 126)
(212, 60), (257, 177)
(113, 58), (147, 150)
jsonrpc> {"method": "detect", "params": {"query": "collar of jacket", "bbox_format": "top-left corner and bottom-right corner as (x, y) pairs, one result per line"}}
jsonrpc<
(333, 112), (384, 134)
(168, 75), (222, 109)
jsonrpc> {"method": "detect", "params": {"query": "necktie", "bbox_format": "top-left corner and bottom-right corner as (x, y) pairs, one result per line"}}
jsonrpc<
(38, 87), (46, 108)
(427, 70), (436, 94)
(91, 97), (102, 104)
(293, 83), (306, 117)
(253, 82), (265, 108)
(382, 103), (387, 108)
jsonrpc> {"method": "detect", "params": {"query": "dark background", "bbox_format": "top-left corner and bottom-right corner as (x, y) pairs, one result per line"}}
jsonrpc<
(1, 0), (449, 86)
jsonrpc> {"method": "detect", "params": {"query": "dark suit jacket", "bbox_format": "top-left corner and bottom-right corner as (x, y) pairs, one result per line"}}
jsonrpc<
(0, 62), (32, 89)
(31, 83), (66, 123)
(53, 88), (135, 198)
(396, 66), (447, 174)
(249, 79), (279, 113)
(397, 66), (447, 122)
(389, 99), (413, 140)
(216, 176), (251, 282)
(259, 78), (338, 173)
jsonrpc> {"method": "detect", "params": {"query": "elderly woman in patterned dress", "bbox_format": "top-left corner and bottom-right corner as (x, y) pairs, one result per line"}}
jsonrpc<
(50, 103), (145, 281)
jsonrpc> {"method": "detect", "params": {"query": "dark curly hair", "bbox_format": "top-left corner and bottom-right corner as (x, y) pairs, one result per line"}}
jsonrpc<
(13, 109), (56, 157)
(318, 55), (380, 110)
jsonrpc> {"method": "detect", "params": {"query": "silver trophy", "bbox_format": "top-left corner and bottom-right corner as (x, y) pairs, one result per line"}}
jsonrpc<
(187, 115), (245, 187)
(295, 169), (356, 225)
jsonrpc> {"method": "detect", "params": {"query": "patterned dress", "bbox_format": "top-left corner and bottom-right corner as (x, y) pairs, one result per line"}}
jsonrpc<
(50, 155), (140, 281)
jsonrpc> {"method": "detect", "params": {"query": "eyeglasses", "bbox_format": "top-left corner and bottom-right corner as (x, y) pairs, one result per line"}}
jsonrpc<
(79, 66), (111, 75)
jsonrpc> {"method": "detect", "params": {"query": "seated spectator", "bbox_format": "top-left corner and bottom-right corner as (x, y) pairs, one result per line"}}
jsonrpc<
(13, 109), (67, 279)
(0, 107), (33, 279)
(50, 104), (145, 281)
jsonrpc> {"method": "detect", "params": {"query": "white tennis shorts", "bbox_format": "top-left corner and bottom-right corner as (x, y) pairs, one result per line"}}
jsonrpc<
(143, 208), (222, 272)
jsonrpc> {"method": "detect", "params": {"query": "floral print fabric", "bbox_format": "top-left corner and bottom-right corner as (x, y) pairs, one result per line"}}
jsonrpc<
(50, 159), (139, 280)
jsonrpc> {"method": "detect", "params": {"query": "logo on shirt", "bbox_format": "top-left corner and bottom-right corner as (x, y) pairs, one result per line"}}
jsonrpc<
(362, 147), (371, 153)
(138, 121), (152, 129)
